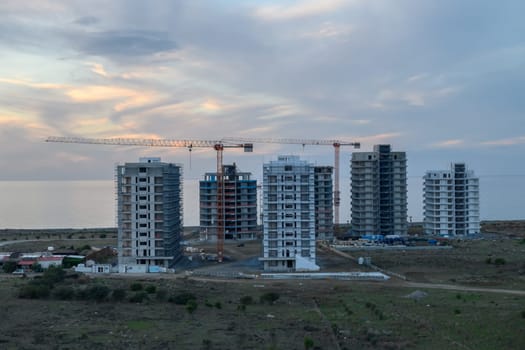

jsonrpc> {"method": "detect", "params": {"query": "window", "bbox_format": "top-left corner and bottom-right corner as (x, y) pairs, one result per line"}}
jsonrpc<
(139, 186), (147, 191)
(139, 196), (147, 201)
(285, 166), (292, 171)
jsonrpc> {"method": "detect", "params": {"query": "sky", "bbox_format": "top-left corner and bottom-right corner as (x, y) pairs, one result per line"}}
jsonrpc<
(0, 0), (524, 221)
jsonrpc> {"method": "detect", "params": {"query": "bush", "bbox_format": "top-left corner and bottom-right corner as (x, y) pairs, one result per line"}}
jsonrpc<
(42, 266), (66, 284)
(129, 292), (148, 303)
(130, 283), (143, 291)
(521, 310), (525, 319)
(304, 337), (314, 350)
(112, 288), (127, 302)
(53, 286), (75, 300)
(454, 308), (461, 315)
(78, 244), (91, 252)
(494, 258), (506, 266)
(186, 299), (198, 314)
(485, 257), (492, 264)
(19, 284), (50, 299)
(2, 261), (18, 274)
(156, 288), (168, 301)
(240, 295), (254, 306)
(169, 292), (196, 305)
(215, 301), (222, 309)
(86, 285), (110, 302)
(145, 285), (156, 294)
(260, 292), (280, 304)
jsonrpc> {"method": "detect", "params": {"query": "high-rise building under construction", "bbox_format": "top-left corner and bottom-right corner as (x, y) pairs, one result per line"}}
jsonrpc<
(116, 157), (183, 269)
(199, 164), (258, 240)
(351, 145), (407, 236)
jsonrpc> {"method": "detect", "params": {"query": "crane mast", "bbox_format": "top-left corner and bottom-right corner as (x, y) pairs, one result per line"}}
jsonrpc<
(46, 136), (253, 263)
(223, 137), (360, 227)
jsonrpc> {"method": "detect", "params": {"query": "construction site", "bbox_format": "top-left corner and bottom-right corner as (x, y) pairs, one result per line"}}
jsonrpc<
(0, 137), (522, 349)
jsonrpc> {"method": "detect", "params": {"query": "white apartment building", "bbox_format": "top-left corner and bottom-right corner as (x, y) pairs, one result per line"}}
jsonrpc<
(116, 157), (183, 269)
(423, 163), (480, 236)
(260, 155), (319, 272)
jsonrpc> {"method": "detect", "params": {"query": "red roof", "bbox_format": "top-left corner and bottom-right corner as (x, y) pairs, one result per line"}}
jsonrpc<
(38, 256), (63, 262)
(19, 260), (36, 266)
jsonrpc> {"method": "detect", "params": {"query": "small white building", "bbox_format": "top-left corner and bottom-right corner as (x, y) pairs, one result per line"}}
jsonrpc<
(37, 256), (64, 269)
(74, 263), (113, 274)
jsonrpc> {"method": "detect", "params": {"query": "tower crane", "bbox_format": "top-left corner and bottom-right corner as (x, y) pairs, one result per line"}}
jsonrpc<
(223, 137), (360, 226)
(45, 136), (253, 263)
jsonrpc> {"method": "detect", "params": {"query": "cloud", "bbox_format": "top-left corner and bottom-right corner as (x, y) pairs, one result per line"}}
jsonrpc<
(355, 132), (403, 146)
(89, 63), (108, 77)
(431, 139), (465, 148)
(65, 85), (158, 112)
(73, 16), (100, 26)
(0, 78), (65, 90)
(255, 0), (351, 21)
(302, 22), (353, 39)
(482, 136), (525, 146)
(73, 30), (177, 58)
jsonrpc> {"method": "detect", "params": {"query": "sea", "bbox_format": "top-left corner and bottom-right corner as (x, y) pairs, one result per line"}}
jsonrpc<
(0, 180), (200, 229)
(0, 177), (522, 229)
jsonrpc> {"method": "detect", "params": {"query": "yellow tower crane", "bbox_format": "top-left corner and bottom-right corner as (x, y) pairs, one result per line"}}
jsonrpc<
(45, 136), (253, 263)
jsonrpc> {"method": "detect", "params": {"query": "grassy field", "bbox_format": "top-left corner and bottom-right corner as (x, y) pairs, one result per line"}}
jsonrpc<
(0, 225), (524, 349)
(351, 238), (525, 290)
(0, 275), (524, 349)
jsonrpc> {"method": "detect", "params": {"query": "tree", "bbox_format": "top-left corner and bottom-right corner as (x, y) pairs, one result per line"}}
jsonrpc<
(304, 337), (314, 350)
(2, 261), (17, 273)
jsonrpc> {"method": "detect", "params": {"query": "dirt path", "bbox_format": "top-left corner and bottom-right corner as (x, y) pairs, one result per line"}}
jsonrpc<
(312, 297), (342, 350)
(401, 281), (525, 296)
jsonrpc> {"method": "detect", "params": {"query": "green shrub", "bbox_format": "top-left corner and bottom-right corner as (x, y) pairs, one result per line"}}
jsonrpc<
(304, 337), (314, 350)
(130, 282), (143, 291)
(85, 285), (110, 302)
(240, 295), (254, 305)
(156, 288), (168, 301)
(129, 292), (148, 303)
(2, 261), (18, 274)
(215, 301), (222, 309)
(42, 266), (66, 285)
(169, 292), (196, 305)
(112, 288), (127, 302)
(186, 299), (198, 314)
(19, 284), (50, 299)
(53, 286), (75, 300)
(145, 285), (156, 294)
(485, 257), (492, 264)
(454, 308), (461, 315)
(521, 310), (525, 319)
(78, 244), (91, 251)
(494, 258), (506, 266)
(260, 292), (280, 304)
